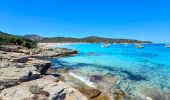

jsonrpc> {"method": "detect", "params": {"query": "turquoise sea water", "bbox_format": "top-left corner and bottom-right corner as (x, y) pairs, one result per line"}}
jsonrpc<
(53, 43), (170, 99)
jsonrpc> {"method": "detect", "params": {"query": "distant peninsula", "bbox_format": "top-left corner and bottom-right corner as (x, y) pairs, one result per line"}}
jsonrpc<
(24, 34), (152, 44)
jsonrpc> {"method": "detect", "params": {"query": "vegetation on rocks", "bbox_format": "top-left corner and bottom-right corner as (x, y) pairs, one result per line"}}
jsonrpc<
(29, 84), (42, 94)
(0, 31), (37, 48)
(39, 36), (152, 43)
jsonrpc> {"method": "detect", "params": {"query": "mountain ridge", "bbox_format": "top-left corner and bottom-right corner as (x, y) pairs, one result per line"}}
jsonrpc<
(0, 32), (152, 44)
(24, 34), (43, 41)
(30, 35), (152, 43)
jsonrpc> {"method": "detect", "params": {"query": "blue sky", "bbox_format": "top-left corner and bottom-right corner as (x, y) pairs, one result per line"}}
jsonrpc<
(0, 0), (170, 43)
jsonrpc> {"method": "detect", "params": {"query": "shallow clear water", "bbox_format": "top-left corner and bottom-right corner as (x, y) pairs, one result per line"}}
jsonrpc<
(53, 43), (170, 99)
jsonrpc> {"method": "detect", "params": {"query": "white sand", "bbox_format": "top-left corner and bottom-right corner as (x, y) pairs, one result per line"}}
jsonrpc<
(38, 43), (83, 48)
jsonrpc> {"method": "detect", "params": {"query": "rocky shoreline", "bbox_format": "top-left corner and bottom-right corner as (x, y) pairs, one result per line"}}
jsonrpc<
(0, 45), (114, 100)
(1, 43), (169, 100)
(0, 45), (88, 100)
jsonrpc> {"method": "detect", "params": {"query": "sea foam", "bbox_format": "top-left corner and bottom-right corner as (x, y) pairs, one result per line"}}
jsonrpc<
(69, 71), (96, 88)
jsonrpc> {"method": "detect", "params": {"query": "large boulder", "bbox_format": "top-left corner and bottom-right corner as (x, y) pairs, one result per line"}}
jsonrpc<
(11, 57), (51, 75)
(54, 48), (78, 56)
(26, 58), (51, 75)
(77, 86), (101, 99)
(39, 47), (78, 57)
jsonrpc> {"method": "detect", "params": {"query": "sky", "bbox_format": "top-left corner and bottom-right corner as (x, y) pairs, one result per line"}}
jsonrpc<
(0, 0), (170, 43)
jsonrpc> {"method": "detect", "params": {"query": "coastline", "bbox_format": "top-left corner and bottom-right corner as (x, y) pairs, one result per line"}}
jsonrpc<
(38, 43), (85, 48)
(0, 44), (87, 100)
(46, 43), (170, 100)
(38, 42), (154, 48)
(0, 44), (111, 100)
(1, 43), (168, 100)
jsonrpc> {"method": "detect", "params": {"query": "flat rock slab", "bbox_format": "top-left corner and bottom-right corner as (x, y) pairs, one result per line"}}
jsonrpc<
(0, 75), (87, 100)
(0, 51), (51, 90)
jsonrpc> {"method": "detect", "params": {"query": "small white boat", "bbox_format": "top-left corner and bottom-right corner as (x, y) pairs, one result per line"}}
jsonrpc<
(165, 44), (170, 48)
(101, 43), (110, 48)
(135, 44), (144, 49)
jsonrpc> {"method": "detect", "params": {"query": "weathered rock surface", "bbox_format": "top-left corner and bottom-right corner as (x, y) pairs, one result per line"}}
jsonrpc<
(54, 72), (112, 100)
(0, 62), (43, 90)
(38, 47), (78, 57)
(0, 51), (26, 61)
(0, 76), (87, 100)
(0, 49), (51, 90)
(0, 45), (78, 57)
(0, 45), (21, 52)
(78, 86), (101, 98)
(26, 58), (51, 75)
(0, 45), (85, 100)
(48, 67), (69, 74)
(0, 63), (39, 87)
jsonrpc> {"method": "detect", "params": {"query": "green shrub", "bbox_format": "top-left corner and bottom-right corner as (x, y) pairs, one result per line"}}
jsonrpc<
(22, 41), (35, 48)
(29, 85), (42, 94)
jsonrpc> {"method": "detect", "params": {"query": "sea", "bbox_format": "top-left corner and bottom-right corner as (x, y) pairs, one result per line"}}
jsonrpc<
(52, 43), (170, 99)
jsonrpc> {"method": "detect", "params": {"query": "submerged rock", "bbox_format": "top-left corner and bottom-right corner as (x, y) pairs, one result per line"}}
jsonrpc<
(138, 86), (170, 100)
(77, 85), (101, 99)
(90, 75), (103, 82)
(50, 67), (69, 73)
(51, 71), (113, 100)
(112, 89), (128, 100)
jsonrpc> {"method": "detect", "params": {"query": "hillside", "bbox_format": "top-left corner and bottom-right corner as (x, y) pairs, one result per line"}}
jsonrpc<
(39, 36), (152, 43)
(24, 34), (43, 41)
(0, 31), (37, 48)
(1, 33), (152, 44)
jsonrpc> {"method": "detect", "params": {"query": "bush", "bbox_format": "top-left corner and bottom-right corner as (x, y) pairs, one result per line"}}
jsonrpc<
(21, 40), (37, 48)
(29, 85), (42, 94)
(22, 41), (31, 48)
